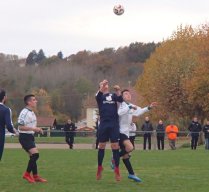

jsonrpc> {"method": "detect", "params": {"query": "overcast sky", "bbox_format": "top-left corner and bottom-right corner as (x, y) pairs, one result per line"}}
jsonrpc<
(0, 0), (209, 57)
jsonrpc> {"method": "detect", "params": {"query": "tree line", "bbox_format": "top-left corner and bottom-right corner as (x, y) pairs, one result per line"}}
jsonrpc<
(0, 42), (158, 122)
(1, 23), (209, 128)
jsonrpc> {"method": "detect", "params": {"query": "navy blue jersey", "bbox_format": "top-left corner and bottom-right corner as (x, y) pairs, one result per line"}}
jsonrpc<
(0, 103), (15, 160)
(0, 103), (14, 135)
(95, 91), (123, 122)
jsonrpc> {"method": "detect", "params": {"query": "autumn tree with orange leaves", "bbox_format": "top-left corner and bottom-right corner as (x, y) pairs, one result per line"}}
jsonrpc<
(136, 24), (209, 127)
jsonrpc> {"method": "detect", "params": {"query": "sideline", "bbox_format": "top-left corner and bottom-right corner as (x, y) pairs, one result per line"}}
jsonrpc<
(5, 143), (181, 150)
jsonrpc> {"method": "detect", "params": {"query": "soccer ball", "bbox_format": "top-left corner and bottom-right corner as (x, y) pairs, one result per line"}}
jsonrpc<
(113, 4), (124, 16)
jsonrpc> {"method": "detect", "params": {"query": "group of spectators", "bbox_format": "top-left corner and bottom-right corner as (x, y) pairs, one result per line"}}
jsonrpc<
(137, 116), (209, 150)
(63, 115), (209, 151)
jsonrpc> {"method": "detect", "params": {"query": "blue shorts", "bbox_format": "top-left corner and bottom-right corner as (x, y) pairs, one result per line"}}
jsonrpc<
(98, 121), (119, 143)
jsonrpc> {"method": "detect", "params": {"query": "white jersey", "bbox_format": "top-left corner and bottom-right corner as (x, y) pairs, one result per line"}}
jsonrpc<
(129, 123), (136, 137)
(18, 108), (37, 134)
(118, 101), (149, 137)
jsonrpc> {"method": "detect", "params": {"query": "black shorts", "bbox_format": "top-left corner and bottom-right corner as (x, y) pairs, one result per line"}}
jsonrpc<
(98, 121), (120, 143)
(119, 133), (129, 150)
(19, 133), (36, 152)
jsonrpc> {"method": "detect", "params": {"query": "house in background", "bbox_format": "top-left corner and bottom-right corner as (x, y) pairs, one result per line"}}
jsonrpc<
(86, 107), (98, 128)
(76, 108), (97, 135)
(82, 94), (98, 129)
(37, 116), (56, 137)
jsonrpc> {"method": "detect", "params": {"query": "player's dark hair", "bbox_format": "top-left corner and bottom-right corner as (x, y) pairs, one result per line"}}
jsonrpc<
(24, 94), (35, 105)
(121, 89), (129, 96)
(0, 88), (6, 102)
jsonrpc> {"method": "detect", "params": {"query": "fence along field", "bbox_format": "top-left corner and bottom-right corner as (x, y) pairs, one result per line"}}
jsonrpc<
(5, 130), (202, 150)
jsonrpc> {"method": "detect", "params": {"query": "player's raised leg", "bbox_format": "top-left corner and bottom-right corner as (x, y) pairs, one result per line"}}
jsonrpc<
(122, 140), (141, 182)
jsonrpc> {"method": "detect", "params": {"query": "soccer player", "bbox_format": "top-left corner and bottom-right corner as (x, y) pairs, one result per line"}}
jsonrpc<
(0, 88), (17, 161)
(95, 79), (122, 181)
(116, 89), (157, 182)
(18, 94), (47, 183)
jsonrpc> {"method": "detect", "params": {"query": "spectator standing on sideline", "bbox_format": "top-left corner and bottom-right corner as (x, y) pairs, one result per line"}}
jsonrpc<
(188, 117), (202, 150)
(165, 122), (179, 150)
(64, 119), (77, 149)
(203, 120), (209, 150)
(0, 88), (17, 161)
(141, 116), (153, 150)
(156, 120), (165, 150)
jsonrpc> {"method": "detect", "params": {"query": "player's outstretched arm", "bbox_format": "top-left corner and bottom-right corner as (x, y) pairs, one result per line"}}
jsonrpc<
(133, 106), (149, 117)
(132, 102), (157, 117)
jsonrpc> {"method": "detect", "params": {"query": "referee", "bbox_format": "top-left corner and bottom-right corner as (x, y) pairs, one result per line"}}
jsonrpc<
(18, 94), (47, 183)
(0, 88), (16, 161)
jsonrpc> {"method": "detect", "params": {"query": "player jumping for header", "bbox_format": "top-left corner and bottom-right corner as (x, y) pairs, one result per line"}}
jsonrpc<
(114, 89), (157, 182)
(95, 79), (123, 181)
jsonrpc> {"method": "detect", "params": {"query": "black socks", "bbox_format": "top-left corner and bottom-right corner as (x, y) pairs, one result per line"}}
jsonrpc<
(26, 153), (39, 175)
(123, 158), (134, 175)
(112, 149), (120, 167)
(98, 149), (105, 166)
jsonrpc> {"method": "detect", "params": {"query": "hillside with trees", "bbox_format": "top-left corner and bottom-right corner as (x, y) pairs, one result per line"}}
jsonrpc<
(2, 23), (209, 127)
(0, 42), (159, 122)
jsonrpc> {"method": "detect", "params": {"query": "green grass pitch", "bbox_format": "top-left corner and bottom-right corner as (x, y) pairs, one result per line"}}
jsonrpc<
(0, 148), (208, 192)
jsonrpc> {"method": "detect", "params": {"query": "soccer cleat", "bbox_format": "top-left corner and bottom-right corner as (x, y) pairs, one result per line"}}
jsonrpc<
(114, 167), (121, 181)
(33, 175), (47, 183)
(128, 174), (142, 182)
(96, 166), (103, 180)
(23, 172), (35, 183)
(110, 158), (115, 170)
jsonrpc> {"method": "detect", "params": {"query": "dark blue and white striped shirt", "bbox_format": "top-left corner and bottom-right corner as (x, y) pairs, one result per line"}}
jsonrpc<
(0, 103), (14, 135)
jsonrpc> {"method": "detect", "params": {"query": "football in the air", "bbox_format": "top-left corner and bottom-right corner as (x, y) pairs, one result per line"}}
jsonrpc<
(113, 4), (124, 16)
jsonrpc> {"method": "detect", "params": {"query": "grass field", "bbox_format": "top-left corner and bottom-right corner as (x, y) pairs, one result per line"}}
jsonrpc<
(5, 136), (95, 144)
(1, 148), (208, 192)
(5, 136), (188, 145)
